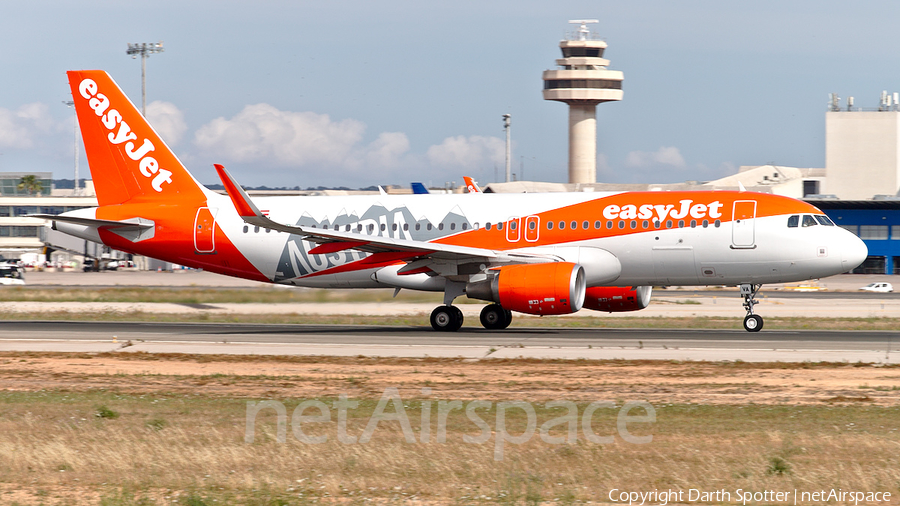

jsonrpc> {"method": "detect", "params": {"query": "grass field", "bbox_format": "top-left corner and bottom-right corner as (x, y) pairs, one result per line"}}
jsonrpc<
(0, 353), (899, 505)
(1, 286), (898, 331)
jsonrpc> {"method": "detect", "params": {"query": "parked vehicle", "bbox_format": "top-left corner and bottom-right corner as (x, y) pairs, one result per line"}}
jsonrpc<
(859, 282), (894, 293)
(0, 262), (26, 286)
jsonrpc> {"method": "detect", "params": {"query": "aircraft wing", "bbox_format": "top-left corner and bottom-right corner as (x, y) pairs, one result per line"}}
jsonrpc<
(214, 165), (514, 264)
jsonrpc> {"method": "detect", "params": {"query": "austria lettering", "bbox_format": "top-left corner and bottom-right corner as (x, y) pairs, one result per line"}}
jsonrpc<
(77, 78), (173, 193)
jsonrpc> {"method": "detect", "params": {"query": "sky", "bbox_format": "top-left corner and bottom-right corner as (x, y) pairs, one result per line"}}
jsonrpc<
(3, 0), (900, 189)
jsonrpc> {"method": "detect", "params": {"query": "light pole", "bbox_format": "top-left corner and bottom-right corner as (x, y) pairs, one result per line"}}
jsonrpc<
(62, 101), (80, 195)
(503, 114), (511, 182)
(126, 41), (164, 116)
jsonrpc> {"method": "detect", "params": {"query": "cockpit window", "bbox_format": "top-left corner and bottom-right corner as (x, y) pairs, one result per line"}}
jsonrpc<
(815, 215), (835, 226)
(802, 215), (818, 227)
(787, 215), (799, 228)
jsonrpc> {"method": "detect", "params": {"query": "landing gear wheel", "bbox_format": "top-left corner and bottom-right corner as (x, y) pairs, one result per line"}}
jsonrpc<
(480, 304), (512, 330)
(740, 283), (764, 333)
(431, 305), (463, 332)
(743, 314), (763, 332)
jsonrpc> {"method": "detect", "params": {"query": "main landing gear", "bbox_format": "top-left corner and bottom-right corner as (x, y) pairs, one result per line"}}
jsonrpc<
(740, 283), (764, 332)
(429, 304), (514, 331)
(430, 280), (515, 332)
(480, 303), (512, 330)
(430, 305), (464, 332)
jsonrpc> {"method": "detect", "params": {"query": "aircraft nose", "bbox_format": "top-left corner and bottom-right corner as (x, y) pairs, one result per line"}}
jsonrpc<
(841, 234), (868, 271)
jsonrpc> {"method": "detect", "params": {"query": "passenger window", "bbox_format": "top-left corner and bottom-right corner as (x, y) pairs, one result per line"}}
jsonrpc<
(802, 215), (818, 227)
(485, 223), (491, 230)
(815, 215), (835, 226)
(547, 221), (554, 230)
(497, 222), (503, 231)
(787, 215), (799, 228)
(559, 221), (565, 230)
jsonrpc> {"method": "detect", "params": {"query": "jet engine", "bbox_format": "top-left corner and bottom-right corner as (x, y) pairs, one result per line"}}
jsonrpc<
(466, 262), (585, 315)
(582, 286), (652, 312)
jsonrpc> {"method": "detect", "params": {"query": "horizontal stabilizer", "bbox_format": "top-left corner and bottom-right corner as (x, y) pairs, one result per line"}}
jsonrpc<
(30, 214), (155, 243)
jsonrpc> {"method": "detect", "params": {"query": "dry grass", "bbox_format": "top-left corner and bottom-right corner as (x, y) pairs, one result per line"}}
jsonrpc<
(0, 391), (898, 505)
(1, 353), (899, 504)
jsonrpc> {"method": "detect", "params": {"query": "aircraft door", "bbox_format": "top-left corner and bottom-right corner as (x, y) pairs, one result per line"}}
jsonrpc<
(506, 218), (521, 242)
(731, 201), (756, 248)
(194, 207), (217, 254)
(524, 216), (540, 242)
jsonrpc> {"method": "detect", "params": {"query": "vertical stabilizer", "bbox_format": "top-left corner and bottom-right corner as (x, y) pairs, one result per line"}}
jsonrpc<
(66, 70), (206, 206)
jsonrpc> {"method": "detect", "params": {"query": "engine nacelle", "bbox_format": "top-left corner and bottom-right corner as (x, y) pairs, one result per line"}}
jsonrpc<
(583, 286), (652, 312)
(466, 262), (585, 316)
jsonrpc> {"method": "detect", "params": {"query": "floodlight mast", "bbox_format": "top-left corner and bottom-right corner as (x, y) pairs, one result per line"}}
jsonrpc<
(503, 114), (511, 182)
(126, 41), (164, 116)
(62, 101), (80, 195)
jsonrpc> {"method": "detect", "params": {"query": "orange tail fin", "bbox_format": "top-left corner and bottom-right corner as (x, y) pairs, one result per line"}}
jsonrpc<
(66, 70), (206, 206)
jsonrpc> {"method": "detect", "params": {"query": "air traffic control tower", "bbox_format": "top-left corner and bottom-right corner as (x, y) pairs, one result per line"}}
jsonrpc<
(543, 20), (623, 184)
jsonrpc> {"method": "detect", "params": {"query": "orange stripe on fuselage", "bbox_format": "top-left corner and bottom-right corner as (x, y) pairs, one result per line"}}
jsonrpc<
(432, 191), (820, 250)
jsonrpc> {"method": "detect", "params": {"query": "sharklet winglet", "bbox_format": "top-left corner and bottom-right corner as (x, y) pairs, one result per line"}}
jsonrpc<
(214, 164), (265, 220)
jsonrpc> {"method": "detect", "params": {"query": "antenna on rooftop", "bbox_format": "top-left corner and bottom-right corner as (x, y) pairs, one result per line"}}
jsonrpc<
(568, 19), (598, 41)
(829, 93), (840, 112)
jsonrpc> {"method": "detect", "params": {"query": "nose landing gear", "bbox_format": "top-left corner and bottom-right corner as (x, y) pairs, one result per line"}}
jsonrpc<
(740, 283), (764, 332)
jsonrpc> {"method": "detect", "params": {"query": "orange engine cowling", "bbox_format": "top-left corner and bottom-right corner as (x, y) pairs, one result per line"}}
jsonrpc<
(583, 286), (652, 312)
(466, 262), (586, 316)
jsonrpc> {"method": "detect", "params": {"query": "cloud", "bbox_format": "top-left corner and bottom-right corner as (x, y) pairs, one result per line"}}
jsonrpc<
(426, 135), (505, 169)
(0, 103), (61, 149)
(146, 101), (187, 147)
(363, 132), (411, 169)
(624, 146), (686, 169)
(193, 103), (369, 168)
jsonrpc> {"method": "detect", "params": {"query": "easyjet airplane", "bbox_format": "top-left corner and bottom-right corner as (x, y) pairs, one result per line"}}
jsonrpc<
(38, 71), (868, 332)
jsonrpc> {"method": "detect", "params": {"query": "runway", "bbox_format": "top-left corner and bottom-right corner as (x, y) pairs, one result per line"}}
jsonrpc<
(1, 321), (897, 363)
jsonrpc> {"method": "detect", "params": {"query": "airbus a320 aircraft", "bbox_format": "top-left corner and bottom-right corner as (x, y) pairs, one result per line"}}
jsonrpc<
(39, 71), (868, 332)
